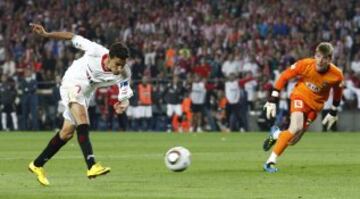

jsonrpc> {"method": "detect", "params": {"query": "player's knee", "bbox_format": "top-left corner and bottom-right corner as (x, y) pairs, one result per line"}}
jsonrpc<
(76, 124), (90, 143)
(69, 102), (89, 123)
(288, 124), (303, 135)
(59, 129), (75, 141)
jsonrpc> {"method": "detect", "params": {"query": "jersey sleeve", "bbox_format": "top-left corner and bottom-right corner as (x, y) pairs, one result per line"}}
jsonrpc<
(71, 35), (108, 56)
(332, 71), (344, 103)
(117, 79), (134, 101)
(274, 59), (307, 90)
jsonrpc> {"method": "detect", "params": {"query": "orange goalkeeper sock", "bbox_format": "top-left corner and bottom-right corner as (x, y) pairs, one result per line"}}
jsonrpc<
(273, 131), (294, 156)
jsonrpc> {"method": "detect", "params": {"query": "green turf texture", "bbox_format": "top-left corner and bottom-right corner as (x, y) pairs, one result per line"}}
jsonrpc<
(0, 132), (359, 199)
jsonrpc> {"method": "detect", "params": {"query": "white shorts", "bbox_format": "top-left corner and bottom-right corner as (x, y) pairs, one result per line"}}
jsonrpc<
(126, 106), (136, 118)
(166, 104), (182, 117)
(60, 84), (92, 125)
(136, 106), (152, 118)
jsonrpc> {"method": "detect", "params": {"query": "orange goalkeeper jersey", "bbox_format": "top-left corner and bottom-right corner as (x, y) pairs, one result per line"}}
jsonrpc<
(274, 58), (344, 112)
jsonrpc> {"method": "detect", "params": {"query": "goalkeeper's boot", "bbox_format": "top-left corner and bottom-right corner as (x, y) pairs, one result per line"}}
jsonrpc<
(28, 161), (50, 186)
(87, 163), (111, 179)
(262, 126), (279, 151)
(263, 162), (278, 173)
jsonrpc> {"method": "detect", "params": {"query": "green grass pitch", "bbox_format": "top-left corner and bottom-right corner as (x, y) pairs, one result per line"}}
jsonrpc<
(0, 132), (359, 199)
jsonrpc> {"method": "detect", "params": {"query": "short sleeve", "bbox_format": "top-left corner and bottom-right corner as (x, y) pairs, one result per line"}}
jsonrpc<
(71, 35), (108, 56)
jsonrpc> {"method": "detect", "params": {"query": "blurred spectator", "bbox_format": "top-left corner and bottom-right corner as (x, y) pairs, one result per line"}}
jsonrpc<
(0, 35), (5, 63)
(192, 56), (211, 79)
(242, 72), (258, 115)
(52, 75), (63, 129)
(242, 54), (259, 76)
(18, 68), (38, 130)
(222, 53), (240, 78)
(343, 73), (360, 109)
(163, 76), (185, 132)
(107, 85), (128, 131)
(190, 74), (207, 132)
(95, 87), (108, 130)
(180, 95), (192, 133)
(203, 82), (219, 131)
(151, 82), (167, 131)
(126, 82), (140, 131)
(1, 54), (16, 77)
(225, 74), (249, 132)
(215, 90), (229, 132)
(137, 76), (153, 131)
(0, 75), (18, 131)
(350, 52), (360, 74)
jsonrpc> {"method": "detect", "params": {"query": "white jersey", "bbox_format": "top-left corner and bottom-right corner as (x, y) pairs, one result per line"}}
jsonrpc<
(190, 81), (206, 104)
(244, 79), (257, 101)
(225, 80), (240, 104)
(61, 35), (133, 103)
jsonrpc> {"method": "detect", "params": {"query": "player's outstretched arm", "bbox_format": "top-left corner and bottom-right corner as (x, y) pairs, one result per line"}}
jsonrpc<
(263, 62), (303, 120)
(30, 23), (74, 40)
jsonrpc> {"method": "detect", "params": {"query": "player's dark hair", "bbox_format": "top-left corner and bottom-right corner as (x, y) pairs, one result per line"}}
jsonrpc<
(109, 42), (129, 59)
(316, 42), (334, 58)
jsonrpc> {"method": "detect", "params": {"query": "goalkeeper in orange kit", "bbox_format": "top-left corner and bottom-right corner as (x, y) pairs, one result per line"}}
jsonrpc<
(262, 42), (344, 173)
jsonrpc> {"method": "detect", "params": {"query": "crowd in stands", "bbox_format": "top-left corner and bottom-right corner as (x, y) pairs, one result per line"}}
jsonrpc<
(1, 0), (360, 132)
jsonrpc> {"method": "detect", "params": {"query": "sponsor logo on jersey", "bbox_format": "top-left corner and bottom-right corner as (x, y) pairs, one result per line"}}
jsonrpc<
(305, 82), (320, 93)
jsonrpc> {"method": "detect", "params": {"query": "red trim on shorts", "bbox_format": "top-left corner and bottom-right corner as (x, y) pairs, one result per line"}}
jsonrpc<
(101, 54), (111, 72)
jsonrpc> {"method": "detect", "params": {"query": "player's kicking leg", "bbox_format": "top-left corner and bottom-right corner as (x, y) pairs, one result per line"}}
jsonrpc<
(69, 102), (111, 178)
(29, 120), (75, 185)
(263, 112), (304, 173)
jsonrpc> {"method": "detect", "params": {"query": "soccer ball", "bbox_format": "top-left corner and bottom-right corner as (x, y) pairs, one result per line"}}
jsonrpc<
(164, 146), (191, 172)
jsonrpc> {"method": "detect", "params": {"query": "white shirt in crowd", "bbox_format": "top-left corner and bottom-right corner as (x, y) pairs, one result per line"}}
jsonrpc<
(225, 80), (240, 104)
(1, 59), (16, 76)
(0, 45), (5, 62)
(190, 81), (206, 104)
(144, 52), (156, 66)
(222, 59), (240, 77)
(242, 60), (259, 76)
(244, 79), (257, 102)
(350, 59), (360, 74)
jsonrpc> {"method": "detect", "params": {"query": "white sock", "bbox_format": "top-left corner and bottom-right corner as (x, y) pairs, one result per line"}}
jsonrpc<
(1, 113), (7, 130)
(11, 112), (18, 130)
(273, 129), (281, 139)
(266, 152), (278, 164)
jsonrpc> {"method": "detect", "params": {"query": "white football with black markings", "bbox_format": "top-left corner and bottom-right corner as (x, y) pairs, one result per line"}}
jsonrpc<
(164, 146), (191, 172)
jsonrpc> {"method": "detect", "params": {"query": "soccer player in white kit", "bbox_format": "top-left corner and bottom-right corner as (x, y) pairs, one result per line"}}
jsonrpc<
(28, 23), (133, 186)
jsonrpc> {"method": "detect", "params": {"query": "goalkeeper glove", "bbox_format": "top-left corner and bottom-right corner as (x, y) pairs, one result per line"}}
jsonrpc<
(322, 105), (338, 130)
(263, 89), (280, 120)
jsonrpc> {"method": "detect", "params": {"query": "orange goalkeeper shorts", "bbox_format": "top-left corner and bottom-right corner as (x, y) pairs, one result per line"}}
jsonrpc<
(290, 97), (318, 128)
